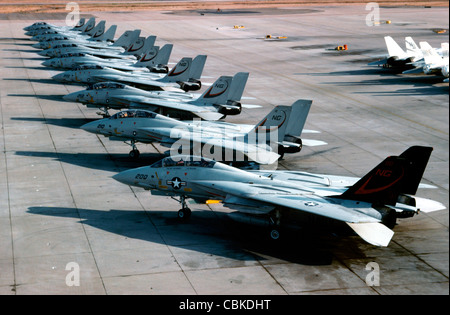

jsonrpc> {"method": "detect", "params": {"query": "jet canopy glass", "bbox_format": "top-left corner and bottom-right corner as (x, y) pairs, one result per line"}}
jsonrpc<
(110, 109), (157, 119)
(150, 156), (216, 168)
(87, 82), (126, 90)
(75, 64), (105, 71)
(53, 43), (78, 48)
(60, 52), (86, 58)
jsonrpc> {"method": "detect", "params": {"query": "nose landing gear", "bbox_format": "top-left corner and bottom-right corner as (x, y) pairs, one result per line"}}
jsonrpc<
(173, 195), (191, 220)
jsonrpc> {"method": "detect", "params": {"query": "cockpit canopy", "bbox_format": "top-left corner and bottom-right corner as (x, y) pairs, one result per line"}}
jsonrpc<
(87, 82), (126, 90)
(150, 156), (216, 168)
(54, 43), (78, 48)
(110, 109), (157, 119)
(75, 64), (104, 71)
(60, 52), (86, 58)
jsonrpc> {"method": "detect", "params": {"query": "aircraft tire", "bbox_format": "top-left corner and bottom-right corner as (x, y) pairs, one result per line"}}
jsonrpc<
(178, 208), (191, 220)
(129, 149), (140, 159)
(269, 228), (281, 241)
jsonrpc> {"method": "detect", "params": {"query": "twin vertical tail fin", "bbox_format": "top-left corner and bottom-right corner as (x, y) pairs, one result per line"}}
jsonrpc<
(246, 105), (292, 144)
(284, 99), (312, 138)
(113, 30), (141, 48)
(227, 72), (249, 102)
(385, 36), (406, 58)
(81, 18), (97, 34)
(420, 41), (443, 65)
(124, 35), (156, 57)
(92, 25), (117, 42)
(405, 36), (419, 54)
(161, 55), (207, 91)
(79, 17), (96, 33)
(86, 20), (105, 37)
(188, 55), (207, 81)
(340, 146), (433, 206)
(196, 75), (233, 105)
(162, 57), (192, 82)
(72, 18), (86, 31)
(135, 44), (173, 71)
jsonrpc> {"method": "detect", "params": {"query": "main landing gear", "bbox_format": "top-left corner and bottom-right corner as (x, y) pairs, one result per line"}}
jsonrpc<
(268, 209), (282, 241)
(96, 106), (111, 118)
(125, 139), (140, 159)
(173, 195), (191, 220)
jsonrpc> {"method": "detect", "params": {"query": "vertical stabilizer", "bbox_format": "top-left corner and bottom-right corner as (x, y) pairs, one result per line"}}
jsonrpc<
(93, 25), (116, 42)
(195, 76), (233, 105)
(385, 36), (406, 58)
(284, 99), (312, 138)
(161, 57), (192, 82)
(189, 55), (207, 80)
(79, 17), (95, 33)
(113, 30), (141, 48)
(340, 146), (433, 205)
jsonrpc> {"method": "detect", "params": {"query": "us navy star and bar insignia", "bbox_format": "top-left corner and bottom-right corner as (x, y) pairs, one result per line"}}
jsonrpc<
(167, 177), (186, 189)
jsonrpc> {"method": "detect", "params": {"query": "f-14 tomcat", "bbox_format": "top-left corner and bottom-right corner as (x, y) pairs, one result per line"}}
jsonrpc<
(112, 146), (445, 247)
(65, 72), (249, 119)
(81, 99), (324, 161)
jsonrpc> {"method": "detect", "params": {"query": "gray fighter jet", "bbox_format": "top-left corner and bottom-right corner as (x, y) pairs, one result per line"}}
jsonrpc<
(38, 35), (156, 60)
(87, 54), (207, 90)
(80, 99), (322, 159)
(52, 44), (174, 84)
(65, 71), (247, 119)
(32, 29), (140, 52)
(112, 146), (445, 246)
(83, 102), (297, 163)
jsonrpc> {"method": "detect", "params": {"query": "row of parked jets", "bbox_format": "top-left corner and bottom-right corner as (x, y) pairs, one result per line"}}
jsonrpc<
(24, 18), (445, 246)
(369, 35), (449, 82)
(27, 17), (328, 164)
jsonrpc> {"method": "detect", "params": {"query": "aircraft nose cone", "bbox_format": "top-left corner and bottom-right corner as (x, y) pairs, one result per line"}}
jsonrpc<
(41, 59), (52, 67)
(80, 120), (99, 134)
(52, 73), (65, 82)
(31, 42), (43, 49)
(112, 169), (140, 186)
(63, 91), (82, 102)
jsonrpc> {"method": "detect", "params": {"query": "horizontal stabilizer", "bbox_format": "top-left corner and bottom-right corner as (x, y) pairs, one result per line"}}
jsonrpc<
(403, 67), (424, 74)
(346, 222), (394, 247)
(302, 139), (328, 147)
(241, 104), (262, 109)
(194, 111), (225, 121)
(414, 197), (447, 213)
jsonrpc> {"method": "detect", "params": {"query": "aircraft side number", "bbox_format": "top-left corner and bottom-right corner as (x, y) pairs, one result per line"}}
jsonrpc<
(135, 174), (148, 180)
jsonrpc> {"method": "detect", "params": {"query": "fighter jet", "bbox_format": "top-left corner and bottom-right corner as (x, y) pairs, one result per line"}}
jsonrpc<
(403, 42), (449, 80)
(83, 101), (299, 163)
(64, 71), (243, 118)
(52, 44), (173, 84)
(112, 146), (445, 247)
(29, 19), (106, 42)
(24, 17), (89, 34)
(31, 28), (139, 53)
(88, 54), (207, 91)
(38, 35), (156, 60)
(368, 36), (422, 69)
(65, 71), (246, 119)
(41, 51), (148, 70)
(81, 99), (322, 160)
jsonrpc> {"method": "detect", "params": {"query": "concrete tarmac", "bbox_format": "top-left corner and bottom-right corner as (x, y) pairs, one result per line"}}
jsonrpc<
(0, 5), (448, 295)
